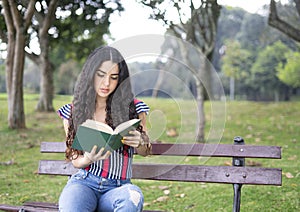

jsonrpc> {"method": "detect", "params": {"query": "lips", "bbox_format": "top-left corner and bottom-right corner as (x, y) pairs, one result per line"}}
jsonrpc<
(100, 88), (109, 93)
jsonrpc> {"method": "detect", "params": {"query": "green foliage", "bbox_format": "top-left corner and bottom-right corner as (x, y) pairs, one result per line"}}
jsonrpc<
(221, 39), (251, 79)
(277, 51), (300, 88)
(0, 94), (299, 211)
(215, 5), (299, 101)
(51, 0), (123, 62)
(250, 41), (291, 100)
(237, 13), (265, 52)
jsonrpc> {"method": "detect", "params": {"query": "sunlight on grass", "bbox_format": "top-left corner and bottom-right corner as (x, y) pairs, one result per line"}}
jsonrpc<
(0, 94), (299, 211)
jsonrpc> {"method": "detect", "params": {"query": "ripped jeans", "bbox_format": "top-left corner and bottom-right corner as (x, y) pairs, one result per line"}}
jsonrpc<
(59, 169), (144, 212)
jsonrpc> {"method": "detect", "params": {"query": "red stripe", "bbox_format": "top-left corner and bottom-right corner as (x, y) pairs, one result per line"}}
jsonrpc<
(121, 145), (129, 180)
(101, 158), (110, 178)
(134, 98), (141, 105)
(85, 165), (90, 171)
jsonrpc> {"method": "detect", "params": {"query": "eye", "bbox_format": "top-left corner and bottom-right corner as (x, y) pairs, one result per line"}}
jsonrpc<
(96, 72), (105, 78)
(111, 75), (119, 80)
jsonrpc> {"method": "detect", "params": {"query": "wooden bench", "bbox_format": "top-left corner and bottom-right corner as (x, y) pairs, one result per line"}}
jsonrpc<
(0, 137), (282, 212)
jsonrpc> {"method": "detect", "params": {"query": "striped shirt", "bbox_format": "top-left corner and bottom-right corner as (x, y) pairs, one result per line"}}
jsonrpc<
(57, 99), (150, 180)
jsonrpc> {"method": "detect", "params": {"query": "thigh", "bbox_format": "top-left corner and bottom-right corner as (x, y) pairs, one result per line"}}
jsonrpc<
(59, 182), (98, 212)
(97, 184), (144, 212)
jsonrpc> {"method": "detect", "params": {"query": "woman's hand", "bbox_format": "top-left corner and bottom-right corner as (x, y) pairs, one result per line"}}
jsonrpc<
(84, 146), (111, 163)
(122, 130), (142, 148)
(72, 146), (111, 168)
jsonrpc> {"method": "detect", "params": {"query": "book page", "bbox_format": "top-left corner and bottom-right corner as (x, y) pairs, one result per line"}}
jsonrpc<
(81, 119), (113, 134)
(114, 119), (141, 135)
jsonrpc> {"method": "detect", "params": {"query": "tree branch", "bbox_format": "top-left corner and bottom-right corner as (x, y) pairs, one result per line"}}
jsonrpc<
(25, 51), (40, 64)
(40, 0), (58, 37)
(7, 1), (22, 30)
(295, 0), (300, 16)
(268, 0), (300, 42)
(24, 0), (36, 30)
(2, 0), (14, 34)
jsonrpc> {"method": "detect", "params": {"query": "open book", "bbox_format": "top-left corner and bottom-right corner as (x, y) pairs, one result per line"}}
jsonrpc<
(72, 119), (141, 153)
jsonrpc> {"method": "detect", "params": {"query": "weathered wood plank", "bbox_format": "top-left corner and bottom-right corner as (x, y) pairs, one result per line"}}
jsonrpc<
(151, 143), (281, 158)
(40, 142), (281, 159)
(40, 142), (66, 153)
(19, 202), (58, 212)
(132, 164), (282, 185)
(38, 160), (77, 176)
(38, 160), (282, 185)
(0, 204), (21, 212)
(23, 202), (58, 208)
(21, 202), (160, 212)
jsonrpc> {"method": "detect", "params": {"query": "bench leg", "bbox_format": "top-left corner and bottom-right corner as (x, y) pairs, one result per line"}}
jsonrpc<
(232, 183), (242, 212)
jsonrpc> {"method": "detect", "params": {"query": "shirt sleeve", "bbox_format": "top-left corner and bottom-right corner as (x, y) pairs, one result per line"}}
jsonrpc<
(134, 99), (150, 115)
(57, 103), (72, 120)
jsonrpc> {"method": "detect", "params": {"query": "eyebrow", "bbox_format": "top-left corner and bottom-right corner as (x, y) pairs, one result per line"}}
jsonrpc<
(97, 69), (119, 75)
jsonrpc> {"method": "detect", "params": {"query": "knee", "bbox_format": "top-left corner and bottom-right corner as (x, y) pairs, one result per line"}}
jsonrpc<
(129, 188), (144, 208)
(117, 185), (144, 211)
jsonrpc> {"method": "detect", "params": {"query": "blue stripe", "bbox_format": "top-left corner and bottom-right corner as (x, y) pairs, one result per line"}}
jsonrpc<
(57, 104), (71, 120)
(135, 102), (150, 114)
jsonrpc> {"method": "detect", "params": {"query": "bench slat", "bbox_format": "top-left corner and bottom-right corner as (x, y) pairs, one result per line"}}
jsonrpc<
(21, 202), (161, 212)
(40, 142), (281, 159)
(0, 204), (21, 212)
(20, 202), (58, 212)
(38, 160), (282, 185)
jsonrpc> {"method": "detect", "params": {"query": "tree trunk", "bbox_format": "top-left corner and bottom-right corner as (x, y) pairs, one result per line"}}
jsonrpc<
(35, 59), (55, 111)
(2, 0), (35, 129)
(6, 33), (26, 128)
(152, 69), (165, 98)
(230, 76), (235, 101)
(178, 40), (206, 142)
(35, 25), (54, 111)
(195, 80), (206, 142)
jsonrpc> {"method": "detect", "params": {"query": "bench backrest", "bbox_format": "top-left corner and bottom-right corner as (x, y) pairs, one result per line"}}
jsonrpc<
(39, 142), (282, 186)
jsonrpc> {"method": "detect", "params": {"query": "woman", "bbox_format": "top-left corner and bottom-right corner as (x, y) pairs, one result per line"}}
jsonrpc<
(57, 46), (151, 211)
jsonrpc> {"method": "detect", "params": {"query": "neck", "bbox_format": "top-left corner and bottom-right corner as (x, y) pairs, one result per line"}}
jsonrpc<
(94, 97), (107, 123)
(96, 98), (106, 110)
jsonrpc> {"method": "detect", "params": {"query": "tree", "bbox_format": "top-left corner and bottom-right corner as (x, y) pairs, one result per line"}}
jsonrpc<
(0, 0), (123, 129)
(221, 40), (251, 100)
(237, 13), (265, 52)
(251, 41), (291, 101)
(139, 0), (222, 142)
(27, 0), (122, 111)
(26, 0), (59, 112)
(1, 0), (36, 128)
(277, 51), (300, 88)
(268, 0), (300, 42)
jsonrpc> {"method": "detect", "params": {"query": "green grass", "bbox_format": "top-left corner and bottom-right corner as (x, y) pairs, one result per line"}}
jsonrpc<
(0, 94), (299, 211)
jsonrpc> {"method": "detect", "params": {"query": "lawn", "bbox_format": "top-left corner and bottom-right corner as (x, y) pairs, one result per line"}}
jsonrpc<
(0, 94), (299, 211)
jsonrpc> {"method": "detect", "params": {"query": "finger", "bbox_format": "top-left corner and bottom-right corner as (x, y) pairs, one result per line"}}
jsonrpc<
(123, 140), (140, 148)
(128, 130), (141, 136)
(96, 147), (105, 156)
(104, 151), (111, 158)
(123, 135), (140, 141)
(90, 145), (98, 154)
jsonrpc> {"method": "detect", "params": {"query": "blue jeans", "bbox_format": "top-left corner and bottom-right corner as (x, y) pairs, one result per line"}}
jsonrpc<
(59, 169), (144, 212)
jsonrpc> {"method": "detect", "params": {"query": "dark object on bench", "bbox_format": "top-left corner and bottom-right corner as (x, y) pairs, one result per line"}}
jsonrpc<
(0, 137), (282, 212)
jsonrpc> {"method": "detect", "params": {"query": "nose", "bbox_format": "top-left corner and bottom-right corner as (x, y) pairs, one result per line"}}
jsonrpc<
(103, 75), (110, 87)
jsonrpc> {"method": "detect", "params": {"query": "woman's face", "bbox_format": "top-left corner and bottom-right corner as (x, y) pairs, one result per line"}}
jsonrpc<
(94, 60), (119, 99)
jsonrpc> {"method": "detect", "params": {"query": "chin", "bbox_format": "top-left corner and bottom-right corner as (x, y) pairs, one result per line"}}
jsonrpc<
(97, 93), (110, 98)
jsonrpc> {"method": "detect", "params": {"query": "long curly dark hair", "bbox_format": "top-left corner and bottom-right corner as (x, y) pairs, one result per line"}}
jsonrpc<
(65, 46), (139, 160)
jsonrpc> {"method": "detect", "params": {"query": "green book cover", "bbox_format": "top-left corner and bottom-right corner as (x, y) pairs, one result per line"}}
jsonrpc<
(72, 119), (141, 153)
